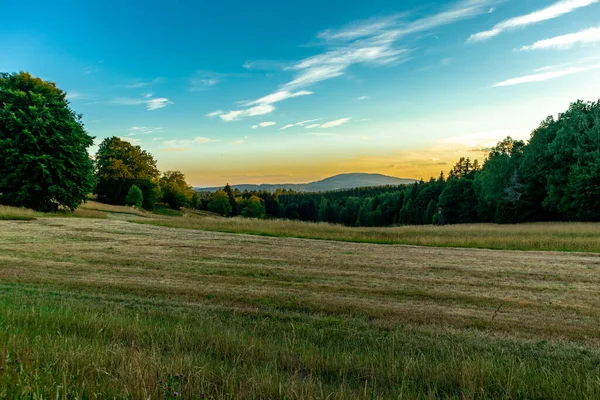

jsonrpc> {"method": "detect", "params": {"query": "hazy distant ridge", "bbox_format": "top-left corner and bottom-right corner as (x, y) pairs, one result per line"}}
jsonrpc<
(196, 173), (416, 193)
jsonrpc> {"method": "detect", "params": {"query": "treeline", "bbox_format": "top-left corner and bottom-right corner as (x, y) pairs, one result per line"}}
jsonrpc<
(94, 137), (202, 211)
(2, 72), (598, 224)
(204, 100), (600, 225)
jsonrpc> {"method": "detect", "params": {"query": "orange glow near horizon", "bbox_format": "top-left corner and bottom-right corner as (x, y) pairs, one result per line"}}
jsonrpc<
(159, 145), (491, 187)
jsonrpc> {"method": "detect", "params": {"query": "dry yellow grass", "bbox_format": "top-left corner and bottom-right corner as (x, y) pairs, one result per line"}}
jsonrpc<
(79, 200), (150, 217)
(0, 217), (599, 398)
(1, 201), (600, 397)
(146, 214), (600, 252)
(0, 205), (37, 220)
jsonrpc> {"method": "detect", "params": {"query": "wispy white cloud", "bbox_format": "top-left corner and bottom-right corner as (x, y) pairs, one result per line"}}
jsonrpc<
(244, 90), (312, 106)
(218, 0), (495, 120)
(320, 117), (352, 128)
(122, 78), (162, 88)
(243, 60), (288, 70)
(218, 90), (312, 121)
(219, 104), (275, 122)
(519, 26), (600, 50)
(66, 91), (95, 101)
(305, 124), (321, 129)
(207, 110), (224, 117)
(112, 96), (173, 111)
(190, 71), (247, 91)
(252, 121), (276, 129)
(127, 126), (163, 136)
(163, 137), (220, 146)
(355, 95), (370, 100)
(230, 140), (244, 145)
(280, 118), (322, 130)
(493, 64), (600, 87)
(468, 0), (599, 42)
(146, 98), (173, 110)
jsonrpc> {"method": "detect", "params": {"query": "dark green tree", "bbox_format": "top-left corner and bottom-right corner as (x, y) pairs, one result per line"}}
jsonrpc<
(438, 178), (477, 224)
(125, 184), (143, 207)
(208, 189), (232, 216)
(223, 184), (238, 215)
(474, 137), (525, 222)
(0, 72), (94, 211)
(424, 199), (437, 224)
(239, 195), (266, 218)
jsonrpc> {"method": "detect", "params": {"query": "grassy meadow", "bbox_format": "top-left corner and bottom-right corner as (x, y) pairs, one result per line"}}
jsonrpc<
(140, 209), (600, 253)
(0, 205), (599, 399)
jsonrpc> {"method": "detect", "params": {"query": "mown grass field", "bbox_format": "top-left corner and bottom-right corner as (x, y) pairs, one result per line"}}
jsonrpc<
(0, 205), (599, 399)
(138, 209), (600, 253)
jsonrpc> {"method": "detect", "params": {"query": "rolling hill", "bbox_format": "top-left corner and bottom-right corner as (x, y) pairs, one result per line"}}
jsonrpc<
(196, 173), (417, 193)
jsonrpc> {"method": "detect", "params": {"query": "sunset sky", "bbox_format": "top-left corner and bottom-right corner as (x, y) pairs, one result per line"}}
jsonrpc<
(2, 0), (600, 186)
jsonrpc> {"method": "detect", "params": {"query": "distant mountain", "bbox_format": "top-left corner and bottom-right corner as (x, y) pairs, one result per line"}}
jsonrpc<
(196, 173), (417, 193)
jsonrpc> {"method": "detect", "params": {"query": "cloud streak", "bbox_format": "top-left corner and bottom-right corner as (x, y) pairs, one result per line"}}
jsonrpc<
(163, 137), (220, 146)
(280, 118), (322, 130)
(468, 0), (599, 42)
(127, 126), (163, 136)
(122, 78), (162, 88)
(146, 98), (173, 110)
(320, 117), (352, 128)
(519, 26), (600, 50)
(190, 71), (247, 91)
(113, 95), (173, 111)
(215, 90), (312, 121)
(252, 121), (276, 128)
(493, 64), (600, 87)
(217, 0), (496, 120)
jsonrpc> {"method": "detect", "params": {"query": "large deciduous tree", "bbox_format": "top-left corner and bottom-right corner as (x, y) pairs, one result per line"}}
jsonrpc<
(208, 189), (232, 216)
(238, 195), (266, 218)
(94, 137), (160, 209)
(0, 72), (94, 211)
(159, 171), (194, 210)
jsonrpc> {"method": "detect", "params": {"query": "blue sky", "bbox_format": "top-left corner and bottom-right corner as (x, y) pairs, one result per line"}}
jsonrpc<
(2, 0), (600, 185)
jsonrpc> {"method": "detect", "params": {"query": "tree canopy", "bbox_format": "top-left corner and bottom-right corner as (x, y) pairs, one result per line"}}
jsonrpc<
(208, 190), (233, 216)
(0, 72), (94, 211)
(159, 170), (195, 210)
(94, 137), (160, 209)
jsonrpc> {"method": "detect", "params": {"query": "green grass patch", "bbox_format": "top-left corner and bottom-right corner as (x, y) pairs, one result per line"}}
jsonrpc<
(152, 205), (183, 217)
(0, 284), (598, 399)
